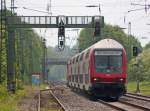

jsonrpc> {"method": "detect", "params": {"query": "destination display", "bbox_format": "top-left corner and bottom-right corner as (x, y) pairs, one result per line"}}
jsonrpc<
(94, 50), (122, 55)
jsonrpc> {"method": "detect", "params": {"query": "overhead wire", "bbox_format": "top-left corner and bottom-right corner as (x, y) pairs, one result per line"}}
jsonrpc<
(22, 7), (51, 14)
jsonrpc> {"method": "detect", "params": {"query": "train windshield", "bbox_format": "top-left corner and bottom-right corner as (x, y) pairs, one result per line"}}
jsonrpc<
(94, 50), (122, 74)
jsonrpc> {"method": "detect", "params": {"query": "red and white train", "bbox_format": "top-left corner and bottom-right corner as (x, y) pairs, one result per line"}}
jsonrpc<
(67, 39), (127, 100)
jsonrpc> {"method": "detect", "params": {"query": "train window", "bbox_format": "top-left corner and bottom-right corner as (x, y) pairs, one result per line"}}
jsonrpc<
(71, 65), (72, 74)
(85, 74), (89, 83)
(85, 50), (90, 58)
(70, 60), (72, 64)
(94, 50), (122, 74)
(80, 53), (84, 61)
(76, 55), (79, 62)
(72, 75), (74, 82)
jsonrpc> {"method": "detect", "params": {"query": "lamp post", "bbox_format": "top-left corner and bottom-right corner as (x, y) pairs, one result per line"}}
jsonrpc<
(127, 22), (132, 60)
(134, 55), (141, 93)
(42, 38), (47, 83)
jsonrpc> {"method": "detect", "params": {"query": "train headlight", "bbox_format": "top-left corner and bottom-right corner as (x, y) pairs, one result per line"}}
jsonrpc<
(119, 78), (125, 83)
(94, 78), (98, 81)
(93, 78), (100, 82)
(120, 78), (123, 81)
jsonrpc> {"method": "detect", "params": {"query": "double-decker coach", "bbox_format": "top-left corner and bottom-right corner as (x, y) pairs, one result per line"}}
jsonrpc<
(67, 39), (127, 100)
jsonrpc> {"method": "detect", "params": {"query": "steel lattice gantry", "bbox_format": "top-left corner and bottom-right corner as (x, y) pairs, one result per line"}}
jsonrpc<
(46, 58), (68, 65)
(6, 15), (104, 92)
(6, 16), (104, 28)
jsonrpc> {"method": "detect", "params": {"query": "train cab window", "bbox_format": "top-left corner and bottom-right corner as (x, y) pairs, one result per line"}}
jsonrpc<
(94, 50), (122, 74)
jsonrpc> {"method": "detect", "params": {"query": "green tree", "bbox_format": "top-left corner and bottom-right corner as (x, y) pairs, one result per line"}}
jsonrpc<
(144, 42), (150, 49)
(0, 10), (43, 86)
(79, 24), (142, 61)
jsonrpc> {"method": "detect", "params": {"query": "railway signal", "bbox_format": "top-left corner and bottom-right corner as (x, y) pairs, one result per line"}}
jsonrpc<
(93, 16), (104, 37)
(58, 25), (65, 37)
(94, 20), (101, 36)
(58, 20), (65, 50)
(59, 40), (64, 46)
(133, 46), (138, 56)
(58, 36), (65, 50)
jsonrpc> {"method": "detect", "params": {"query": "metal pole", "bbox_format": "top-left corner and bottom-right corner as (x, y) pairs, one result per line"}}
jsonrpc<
(15, 30), (20, 88)
(7, 29), (16, 93)
(0, 0), (7, 84)
(0, 0), (3, 83)
(11, 0), (15, 15)
(136, 55), (141, 93)
(28, 32), (33, 84)
(19, 30), (24, 82)
(42, 38), (46, 83)
(99, 4), (101, 16)
(128, 22), (131, 60)
(6, 0), (16, 92)
(45, 45), (48, 83)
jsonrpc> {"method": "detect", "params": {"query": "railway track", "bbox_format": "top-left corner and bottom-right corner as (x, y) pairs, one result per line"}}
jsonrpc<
(98, 97), (150, 111)
(127, 92), (150, 98)
(49, 91), (67, 111)
(48, 81), (150, 111)
(38, 89), (67, 111)
(48, 82), (117, 111)
(125, 93), (150, 102)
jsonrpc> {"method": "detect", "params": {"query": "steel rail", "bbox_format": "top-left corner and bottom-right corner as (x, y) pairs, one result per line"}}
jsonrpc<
(49, 91), (67, 111)
(119, 99), (150, 111)
(98, 99), (127, 111)
(125, 93), (150, 102)
(127, 92), (150, 98)
(38, 92), (41, 111)
(38, 89), (67, 111)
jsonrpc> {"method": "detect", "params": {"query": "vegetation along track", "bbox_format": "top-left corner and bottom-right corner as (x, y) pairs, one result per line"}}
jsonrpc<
(38, 89), (67, 111)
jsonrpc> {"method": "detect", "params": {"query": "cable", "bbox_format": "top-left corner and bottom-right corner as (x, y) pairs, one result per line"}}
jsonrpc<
(128, 7), (147, 12)
(22, 7), (51, 14)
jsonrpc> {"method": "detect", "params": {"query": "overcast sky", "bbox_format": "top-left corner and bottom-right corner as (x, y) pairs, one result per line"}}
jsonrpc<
(5, 0), (150, 47)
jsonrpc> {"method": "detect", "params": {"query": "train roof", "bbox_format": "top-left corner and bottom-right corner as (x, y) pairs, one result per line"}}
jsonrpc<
(93, 39), (124, 49)
(69, 39), (124, 61)
(82, 39), (124, 53)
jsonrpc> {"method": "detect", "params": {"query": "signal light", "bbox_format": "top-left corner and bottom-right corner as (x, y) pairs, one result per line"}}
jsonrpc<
(60, 40), (64, 46)
(58, 26), (65, 36)
(58, 39), (65, 50)
(133, 46), (138, 56)
(94, 21), (101, 36)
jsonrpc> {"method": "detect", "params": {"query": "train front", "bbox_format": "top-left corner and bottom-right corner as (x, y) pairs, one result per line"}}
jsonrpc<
(90, 39), (126, 99)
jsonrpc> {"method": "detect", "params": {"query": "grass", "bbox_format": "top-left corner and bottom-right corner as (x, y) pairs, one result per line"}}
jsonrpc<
(0, 83), (50, 111)
(127, 81), (150, 95)
(0, 85), (26, 111)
